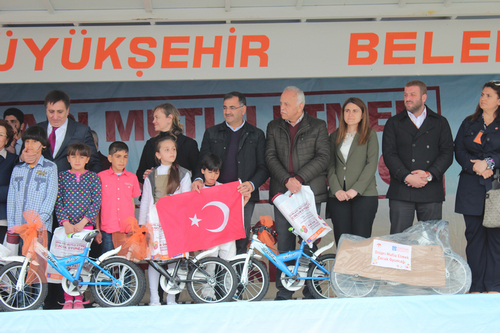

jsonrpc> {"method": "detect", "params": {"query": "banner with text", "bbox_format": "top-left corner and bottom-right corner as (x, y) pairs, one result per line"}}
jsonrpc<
(0, 19), (499, 83)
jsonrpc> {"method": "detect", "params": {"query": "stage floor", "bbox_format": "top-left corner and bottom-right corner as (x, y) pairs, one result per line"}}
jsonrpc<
(2, 293), (499, 333)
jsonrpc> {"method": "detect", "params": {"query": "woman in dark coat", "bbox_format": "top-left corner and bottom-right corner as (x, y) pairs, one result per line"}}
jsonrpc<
(455, 80), (500, 293)
(136, 103), (199, 182)
(0, 119), (18, 242)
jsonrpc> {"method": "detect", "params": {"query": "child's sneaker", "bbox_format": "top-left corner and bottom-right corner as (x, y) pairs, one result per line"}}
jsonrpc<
(62, 300), (73, 309)
(73, 300), (84, 309)
(148, 302), (161, 306)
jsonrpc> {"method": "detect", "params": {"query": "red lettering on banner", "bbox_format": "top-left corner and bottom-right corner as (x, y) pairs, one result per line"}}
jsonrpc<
(77, 112), (88, 126)
(368, 101), (392, 131)
(226, 35), (237, 68)
(348, 33), (379, 65)
(396, 100), (405, 114)
(161, 37), (190, 68)
(246, 106), (256, 127)
(423, 32), (454, 64)
(378, 156), (390, 185)
(384, 32), (416, 65)
(24, 114), (37, 128)
(0, 37), (17, 71)
(61, 37), (92, 70)
(326, 103), (342, 133)
(204, 107), (214, 129)
(128, 37), (156, 69)
(304, 104), (324, 118)
(94, 37), (126, 69)
(23, 38), (58, 71)
(178, 108), (202, 138)
(146, 109), (156, 138)
(497, 31), (500, 62)
(193, 36), (222, 68)
(461, 31), (490, 63)
(240, 35), (269, 67)
(273, 105), (281, 119)
(105, 110), (144, 142)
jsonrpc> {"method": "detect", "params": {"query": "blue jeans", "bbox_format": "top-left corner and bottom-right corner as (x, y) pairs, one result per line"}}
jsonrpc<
(101, 231), (115, 255)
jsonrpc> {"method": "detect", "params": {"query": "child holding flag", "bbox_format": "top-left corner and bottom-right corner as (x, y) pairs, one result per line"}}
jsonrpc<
(138, 135), (191, 306)
(200, 153), (250, 261)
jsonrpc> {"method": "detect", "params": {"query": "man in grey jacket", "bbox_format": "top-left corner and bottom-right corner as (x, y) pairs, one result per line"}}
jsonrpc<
(265, 86), (330, 300)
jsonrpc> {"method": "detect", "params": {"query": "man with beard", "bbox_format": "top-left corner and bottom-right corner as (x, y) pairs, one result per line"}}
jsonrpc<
(382, 80), (453, 234)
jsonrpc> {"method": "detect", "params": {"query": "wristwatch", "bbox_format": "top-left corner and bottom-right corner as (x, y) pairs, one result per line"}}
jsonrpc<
(426, 171), (433, 182)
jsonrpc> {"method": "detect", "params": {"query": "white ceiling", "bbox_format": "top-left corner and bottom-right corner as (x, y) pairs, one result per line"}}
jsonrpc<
(0, 0), (498, 26)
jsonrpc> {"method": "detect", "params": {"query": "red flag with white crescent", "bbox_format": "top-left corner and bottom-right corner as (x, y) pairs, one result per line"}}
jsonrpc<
(156, 181), (245, 256)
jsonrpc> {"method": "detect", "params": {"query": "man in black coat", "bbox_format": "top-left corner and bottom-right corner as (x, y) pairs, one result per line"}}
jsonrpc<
(382, 80), (453, 234)
(192, 91), (268, 254)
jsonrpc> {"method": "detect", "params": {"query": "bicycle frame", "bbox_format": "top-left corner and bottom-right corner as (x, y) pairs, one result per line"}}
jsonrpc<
(240, 234), (334, 286)
(147, 246), (218, 289)
(28, 237), (124, 289)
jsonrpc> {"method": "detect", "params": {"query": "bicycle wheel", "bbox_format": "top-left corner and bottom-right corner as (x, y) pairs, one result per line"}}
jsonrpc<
(0, 261), (47, 311)
(331, 272), (378, 297)
(306, 254), (337, 299)
(231, 258), (269, 302)
(90, 257), (146, 307)
(431, 252), (471, 295)
(187, 257), (237, 303)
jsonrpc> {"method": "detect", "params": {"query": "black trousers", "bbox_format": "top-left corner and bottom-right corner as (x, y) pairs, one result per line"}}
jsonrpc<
(389, 199), (442, 234)
(464, 214), (500, 292)
(327, 195), (378, 246)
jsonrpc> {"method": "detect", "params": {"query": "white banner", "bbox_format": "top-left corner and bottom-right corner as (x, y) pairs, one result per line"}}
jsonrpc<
(0, 19), (499, 83)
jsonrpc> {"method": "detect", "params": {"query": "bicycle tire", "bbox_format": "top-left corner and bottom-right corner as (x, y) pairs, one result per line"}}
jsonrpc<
(306, 254), (337, 299)
(331, 271), (378, 298)
(90, 257), (146, 307)
(186, 257), (237, 303)
(0, 261), (47, 311)
(231, 258), (269, 302)
(431, 252), (471, 295)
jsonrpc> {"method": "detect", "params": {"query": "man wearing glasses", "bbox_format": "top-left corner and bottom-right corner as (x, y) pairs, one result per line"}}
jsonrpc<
(192, 91), (268, 254)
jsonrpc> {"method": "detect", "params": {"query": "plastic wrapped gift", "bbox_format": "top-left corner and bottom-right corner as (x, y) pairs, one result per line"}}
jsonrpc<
(331, 220), (472, 297)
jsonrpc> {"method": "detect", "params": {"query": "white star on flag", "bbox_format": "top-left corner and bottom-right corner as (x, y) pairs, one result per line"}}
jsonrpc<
(190, 214), (201, 227)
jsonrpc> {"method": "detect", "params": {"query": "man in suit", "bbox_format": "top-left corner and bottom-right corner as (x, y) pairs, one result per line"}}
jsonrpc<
(192, 91), (268, 254)
(22, 90), (100, 309)
(382, 80), (453, 234)
(265, 86), (330, 300)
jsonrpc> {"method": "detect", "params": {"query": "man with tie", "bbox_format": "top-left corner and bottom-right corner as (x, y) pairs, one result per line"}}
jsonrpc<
(24, 90), (100, 174)
(382, 80), (453, 234)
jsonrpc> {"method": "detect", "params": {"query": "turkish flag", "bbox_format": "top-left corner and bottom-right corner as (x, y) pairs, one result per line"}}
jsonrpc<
(156, 181), (245, 256)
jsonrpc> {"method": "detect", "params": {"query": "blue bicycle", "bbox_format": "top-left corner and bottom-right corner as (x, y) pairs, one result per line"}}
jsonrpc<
(231, 228), (335, 301)
(0, 229), (146, 311)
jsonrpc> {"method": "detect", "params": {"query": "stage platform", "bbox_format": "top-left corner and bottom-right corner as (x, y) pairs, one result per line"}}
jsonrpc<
(2, 294), (499, 333)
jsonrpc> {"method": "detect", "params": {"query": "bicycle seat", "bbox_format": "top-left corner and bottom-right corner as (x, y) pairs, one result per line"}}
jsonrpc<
(83, 230), (99, 243)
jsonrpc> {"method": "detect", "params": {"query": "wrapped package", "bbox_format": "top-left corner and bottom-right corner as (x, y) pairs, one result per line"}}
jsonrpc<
(331, 220), (472, 297)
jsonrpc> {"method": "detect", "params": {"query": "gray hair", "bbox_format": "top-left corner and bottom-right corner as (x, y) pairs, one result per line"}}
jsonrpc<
(283, 86), (305, 106)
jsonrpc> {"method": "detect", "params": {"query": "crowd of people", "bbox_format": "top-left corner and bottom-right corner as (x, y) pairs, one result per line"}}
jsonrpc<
(1, 79), (500, 308)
